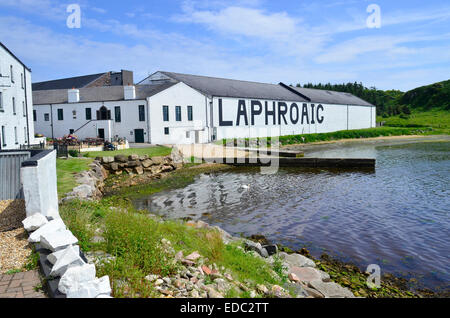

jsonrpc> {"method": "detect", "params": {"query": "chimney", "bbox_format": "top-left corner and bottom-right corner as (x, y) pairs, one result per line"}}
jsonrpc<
(124, 85), (136, 100)
(68, 88), (80, 103)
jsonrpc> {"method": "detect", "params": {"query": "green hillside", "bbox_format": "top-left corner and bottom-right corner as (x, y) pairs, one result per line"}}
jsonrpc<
(400, 80), (450, 110)
(299, 79), (450, 117)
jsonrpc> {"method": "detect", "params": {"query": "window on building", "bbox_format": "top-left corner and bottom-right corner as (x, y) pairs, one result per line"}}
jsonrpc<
(12, 97), (16, 115)
(10, 65), (14, 83)
(115, 106), (121, 122)
(85, 108), (92, 120)
(44, 113), (50, 121)
(187, 106), (193, 121)
(1, 126), (6, 146)
(69, 129), (74, 134)
(0, 92), (3, 111)
(33, 110), (37, 121)
(24, 127), (27, 144)
(21, 73), (24, 89)
(14, 127), (18, 144)
(164, 127), (169, 135)
(138, 105), (145, 122)
(163, 106), (169, 121)
(22, 101), (26, 117)
(186, 131), (190, 138)
(57, 109), (64, 120)
(72, 110), (77, 119)
(97, 106), (111, 120)
(175, 106), (181, 121)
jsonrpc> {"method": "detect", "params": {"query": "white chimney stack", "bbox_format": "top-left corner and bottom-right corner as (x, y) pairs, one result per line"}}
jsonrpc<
(124, 85), (136, 100)
(68, 89), (80, 103)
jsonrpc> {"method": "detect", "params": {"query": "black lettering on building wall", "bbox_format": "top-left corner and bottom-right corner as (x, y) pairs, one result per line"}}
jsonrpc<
(301, 103), (309, 125)
(236, 100), (249, 126)
(218, 98), (233, 126)
(265, 101), (276, 125)
(278, 102), (288, 125)
(251, 100), (263, 126)
(290, 103), (299, 124)
(317, 104), (324, 124)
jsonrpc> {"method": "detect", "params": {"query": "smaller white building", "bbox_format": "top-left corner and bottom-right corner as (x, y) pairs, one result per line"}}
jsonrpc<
(0, 42), (34, 150)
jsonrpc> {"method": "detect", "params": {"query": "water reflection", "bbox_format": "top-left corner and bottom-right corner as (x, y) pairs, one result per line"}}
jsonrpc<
(133, 141), (450, 291)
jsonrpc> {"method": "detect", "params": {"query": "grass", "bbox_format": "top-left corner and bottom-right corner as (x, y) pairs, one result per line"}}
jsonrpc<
(218, 126), (439, 147)
(377, 109), (450, 131)
(60, 199), (282, 298)
(56, 158), (93, 198)
(82, 146), (172, 159)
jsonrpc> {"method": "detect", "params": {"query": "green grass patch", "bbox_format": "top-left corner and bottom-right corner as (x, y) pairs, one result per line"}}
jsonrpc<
(377, 109), (450, 131)
(82, 146), (172, 159)
(59, 197), (282, 298)
(56, 158), (93, 198)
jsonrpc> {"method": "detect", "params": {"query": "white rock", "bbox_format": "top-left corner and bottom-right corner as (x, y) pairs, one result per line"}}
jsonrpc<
(40, 230), (78, 252)
(58, 264), (96, 294)
(96, 294), (113, 298)
(22, 213), (48, 232)
(279, 252), (316, 268)
(49, 245), (85, 277)
(47, 245), (80, 265)
(66, 276), (112, 298)
(28, 218), (66, 243)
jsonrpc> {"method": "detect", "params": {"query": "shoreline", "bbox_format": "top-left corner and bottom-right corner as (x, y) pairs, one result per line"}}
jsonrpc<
(281, 134), (450, 152)
(63, 144), (448, 298)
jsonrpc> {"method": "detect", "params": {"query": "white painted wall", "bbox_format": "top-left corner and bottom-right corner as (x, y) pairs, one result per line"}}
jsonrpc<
(148, 82), (208, 144)
(21, 150), (59, 219)
(212, 97), (375, 140)
(34, 99), (149, 142)
(0, 45), (34, 149)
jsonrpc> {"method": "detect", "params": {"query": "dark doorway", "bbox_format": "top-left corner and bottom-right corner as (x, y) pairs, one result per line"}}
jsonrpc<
(97, 106), (111, 120)
(98, 128), (105, 140)
(134, 129), (145, 143)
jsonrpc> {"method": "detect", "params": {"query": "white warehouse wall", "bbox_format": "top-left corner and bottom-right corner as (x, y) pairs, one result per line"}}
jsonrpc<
(212, 97), (375, 141)
(0, 44), (34, 149)
(148, 82), (209, 145)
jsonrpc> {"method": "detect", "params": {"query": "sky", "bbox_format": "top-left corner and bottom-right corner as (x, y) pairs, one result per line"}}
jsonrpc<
(0, 0), (449, 91)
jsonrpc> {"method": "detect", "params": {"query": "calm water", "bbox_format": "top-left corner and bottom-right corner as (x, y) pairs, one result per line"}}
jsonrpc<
(134, 140), (450, 291)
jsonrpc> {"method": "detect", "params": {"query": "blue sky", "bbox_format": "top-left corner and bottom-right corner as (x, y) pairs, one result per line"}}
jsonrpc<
(1, 0), (449, 91)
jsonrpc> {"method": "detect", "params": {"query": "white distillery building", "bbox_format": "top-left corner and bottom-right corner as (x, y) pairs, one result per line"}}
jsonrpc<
(33, 71), (375, 145)
(0, 42), (34, 150)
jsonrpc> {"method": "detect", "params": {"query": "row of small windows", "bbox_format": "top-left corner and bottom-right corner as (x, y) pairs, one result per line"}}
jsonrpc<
(163, 105), (193, 122)
(0, 125), (28, 147)
(34, 105), (146, 122)
(0, 65), (25, 88)
(0, 92), (27, 116)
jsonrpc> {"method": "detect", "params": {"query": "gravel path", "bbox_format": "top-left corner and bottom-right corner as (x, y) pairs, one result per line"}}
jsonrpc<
(0, 200), (32, 274)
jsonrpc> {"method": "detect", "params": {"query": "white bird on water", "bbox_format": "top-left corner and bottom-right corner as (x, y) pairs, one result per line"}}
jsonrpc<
(240, 184), (250, 191)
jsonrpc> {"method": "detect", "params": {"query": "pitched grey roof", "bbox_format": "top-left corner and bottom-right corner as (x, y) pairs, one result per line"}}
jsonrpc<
(33, 83), (176, 105)
(158, 71), (309, 102)
(32, 73), (108, 91)
(282, 84), (374, 107)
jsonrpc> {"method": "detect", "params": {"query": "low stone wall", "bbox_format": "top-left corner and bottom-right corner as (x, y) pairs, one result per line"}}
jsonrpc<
(62, 153), (183, 202)
(100, 154), (182, 176)
(62, 160), (107, 202)
(20, 150), (112, 298)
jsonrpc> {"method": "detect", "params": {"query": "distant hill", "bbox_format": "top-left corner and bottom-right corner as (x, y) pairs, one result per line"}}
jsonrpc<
(400, 79), (450, 111)
(298, 79), (450, 116)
